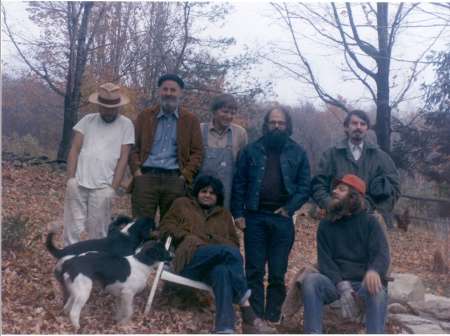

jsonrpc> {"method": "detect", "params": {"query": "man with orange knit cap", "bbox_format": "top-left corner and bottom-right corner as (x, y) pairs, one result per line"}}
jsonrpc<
(302, 174), (390, 334)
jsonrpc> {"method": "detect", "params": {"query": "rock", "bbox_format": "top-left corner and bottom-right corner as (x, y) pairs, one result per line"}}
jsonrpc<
(388, 273), (425, 303)
(440, 321), (450, 332)
(390, 314), (444, 333)
(409, 294), (450, 321)
(388, 302), (410, 314)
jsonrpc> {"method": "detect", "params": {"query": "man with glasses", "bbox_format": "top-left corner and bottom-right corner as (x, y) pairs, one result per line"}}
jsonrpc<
(231, 104), (311, 326)
(199, 94), (248, 209)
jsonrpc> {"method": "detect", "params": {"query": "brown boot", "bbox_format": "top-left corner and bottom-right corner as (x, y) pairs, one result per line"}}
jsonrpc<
(242, 317), (276, 334)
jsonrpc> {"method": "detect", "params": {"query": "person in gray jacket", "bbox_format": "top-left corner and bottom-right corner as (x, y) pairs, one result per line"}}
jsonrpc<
(311, 110), (400, 228)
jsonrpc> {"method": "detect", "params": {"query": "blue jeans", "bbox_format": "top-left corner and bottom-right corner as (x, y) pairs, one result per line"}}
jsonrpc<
(180, 244), (248, 333)
(244, 211), (295, 322)
(302, 273), (388, 334)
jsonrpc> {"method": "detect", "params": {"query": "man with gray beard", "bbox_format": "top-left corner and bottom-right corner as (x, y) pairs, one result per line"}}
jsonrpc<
(129, 74), (203, 222)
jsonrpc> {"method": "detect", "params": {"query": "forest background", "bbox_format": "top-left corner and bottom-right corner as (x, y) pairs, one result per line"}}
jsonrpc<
(1, 1), (449, 334)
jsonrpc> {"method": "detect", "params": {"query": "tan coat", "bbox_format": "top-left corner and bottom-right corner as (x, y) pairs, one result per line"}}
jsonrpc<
(159, 197), (239, 273)
(129, 104), (203, 184)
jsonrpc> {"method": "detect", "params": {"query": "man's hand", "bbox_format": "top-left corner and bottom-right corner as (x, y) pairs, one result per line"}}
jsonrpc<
(274, 207), (289, 218)
(66, 176), (76, 185)
(134, 169), (143, 177)
(363, 270), (382, 295)
(106, 185), (117, 198)
(337, 281), (359, 320)
(234, 217), (246, 230)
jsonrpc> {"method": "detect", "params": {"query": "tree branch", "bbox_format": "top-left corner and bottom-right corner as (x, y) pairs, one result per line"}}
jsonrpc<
(174, 2), (190, 72)
(331, 3), (377, 79)
(346, 3), (379, 57)
(343, 50), (377, 102)
(272, 3), (349, 112)
(2, 5), (65, 96)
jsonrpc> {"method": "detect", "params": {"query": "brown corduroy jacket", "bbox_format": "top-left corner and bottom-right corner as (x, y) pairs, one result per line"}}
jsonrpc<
(159, 197), (240, 273)
(129, 104), (203, 185)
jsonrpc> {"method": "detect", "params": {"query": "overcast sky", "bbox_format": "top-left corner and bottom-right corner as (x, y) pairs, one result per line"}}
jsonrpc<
(2, 1), (449, 112)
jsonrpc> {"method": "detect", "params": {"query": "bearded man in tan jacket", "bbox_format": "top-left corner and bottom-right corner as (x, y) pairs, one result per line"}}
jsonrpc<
(129, 74), (203, 221)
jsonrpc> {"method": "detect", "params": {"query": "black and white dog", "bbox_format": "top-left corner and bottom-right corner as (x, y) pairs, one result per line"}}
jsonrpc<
(46, 215), (155, 303)
(46, 215), (155, 259)
(60, 241), (171, 329)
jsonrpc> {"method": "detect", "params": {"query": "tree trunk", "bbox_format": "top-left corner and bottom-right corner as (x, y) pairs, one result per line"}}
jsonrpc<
(375, 3), (391, 153)
(57, 96), (77, 161)
(56, 2), (94, 162)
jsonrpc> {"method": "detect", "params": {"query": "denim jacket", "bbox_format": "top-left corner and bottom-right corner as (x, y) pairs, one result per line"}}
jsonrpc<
(231, 137), (311, 218)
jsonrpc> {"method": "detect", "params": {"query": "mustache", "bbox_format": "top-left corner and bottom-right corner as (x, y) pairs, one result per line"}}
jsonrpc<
(161, 96), (178, 101)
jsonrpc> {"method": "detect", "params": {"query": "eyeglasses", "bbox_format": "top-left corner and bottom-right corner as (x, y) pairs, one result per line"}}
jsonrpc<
(268, 120), (287, 126)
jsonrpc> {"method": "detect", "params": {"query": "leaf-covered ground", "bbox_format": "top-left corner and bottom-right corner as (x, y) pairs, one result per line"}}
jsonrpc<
(2, 162), (448, 334)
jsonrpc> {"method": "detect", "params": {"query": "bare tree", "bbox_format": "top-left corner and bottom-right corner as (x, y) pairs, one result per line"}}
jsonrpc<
(269, 2), (449, 153)
(3, 2), (269, 160)
(2, 2), (105, 161)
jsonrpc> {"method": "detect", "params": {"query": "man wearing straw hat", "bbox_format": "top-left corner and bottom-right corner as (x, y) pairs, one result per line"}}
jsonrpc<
(63, 82), (134, 246)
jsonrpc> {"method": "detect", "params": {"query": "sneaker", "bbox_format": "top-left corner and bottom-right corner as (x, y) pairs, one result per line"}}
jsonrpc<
(242, 317), (276, 334)
(214, 328), (235, 334)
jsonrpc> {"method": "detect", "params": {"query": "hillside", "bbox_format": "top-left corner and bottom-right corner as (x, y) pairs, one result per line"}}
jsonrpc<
(2, 161), (448, 333)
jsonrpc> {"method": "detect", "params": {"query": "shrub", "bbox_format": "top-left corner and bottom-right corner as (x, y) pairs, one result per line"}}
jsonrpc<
(2, 213), (29, 251)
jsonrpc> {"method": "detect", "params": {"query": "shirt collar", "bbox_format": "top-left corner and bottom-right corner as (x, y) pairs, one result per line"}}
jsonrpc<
(209, 121), (231, 135)
(157, 107), (179, 119)
(348, 140), (364, 151)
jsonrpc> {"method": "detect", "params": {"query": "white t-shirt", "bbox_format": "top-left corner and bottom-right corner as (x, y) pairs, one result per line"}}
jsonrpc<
(74, 113), (135, 189)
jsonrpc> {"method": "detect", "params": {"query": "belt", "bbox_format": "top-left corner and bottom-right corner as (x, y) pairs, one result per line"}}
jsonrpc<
(141, 166), (180, 175)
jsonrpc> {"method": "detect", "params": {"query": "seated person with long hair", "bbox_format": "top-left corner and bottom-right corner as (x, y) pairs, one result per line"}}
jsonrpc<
(159, 175), (274, 334)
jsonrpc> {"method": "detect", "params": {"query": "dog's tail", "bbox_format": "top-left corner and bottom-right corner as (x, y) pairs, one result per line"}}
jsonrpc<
(46, 232), (64, 258)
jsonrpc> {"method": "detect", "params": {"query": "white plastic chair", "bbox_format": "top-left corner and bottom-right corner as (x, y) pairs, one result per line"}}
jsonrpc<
(145, 236), (213, 313)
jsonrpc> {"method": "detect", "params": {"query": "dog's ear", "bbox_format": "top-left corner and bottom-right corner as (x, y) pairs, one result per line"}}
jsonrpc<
(135, 217), (156, 238)
(112, 215), (133, 226)
(107, 215), (133, 236)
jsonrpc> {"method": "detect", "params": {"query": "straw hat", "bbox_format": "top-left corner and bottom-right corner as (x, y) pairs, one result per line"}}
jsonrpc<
(88, 82), (130, 108)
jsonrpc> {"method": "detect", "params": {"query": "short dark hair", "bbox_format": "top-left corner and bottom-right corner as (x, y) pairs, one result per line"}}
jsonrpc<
(192, 175), (225, 206)
(344, 110), (371, 128)
(262, 104), (293, 136)
(157, 74), (185, 89)
(210, 94), (238, 113)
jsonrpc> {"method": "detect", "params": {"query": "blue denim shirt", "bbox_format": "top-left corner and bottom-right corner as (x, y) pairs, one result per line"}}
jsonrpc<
(231, 137), (311, 218)
(143, 109), (179, 169)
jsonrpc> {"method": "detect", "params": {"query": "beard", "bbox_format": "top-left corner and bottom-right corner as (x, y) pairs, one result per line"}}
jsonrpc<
(264, 129), (289, 150)
(100, 114), (118, 123)
(327, 191), (364, 222)
(327, 194), (353, 222)
(348, 130), (366, 143)
(160, 96), (180, 113)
